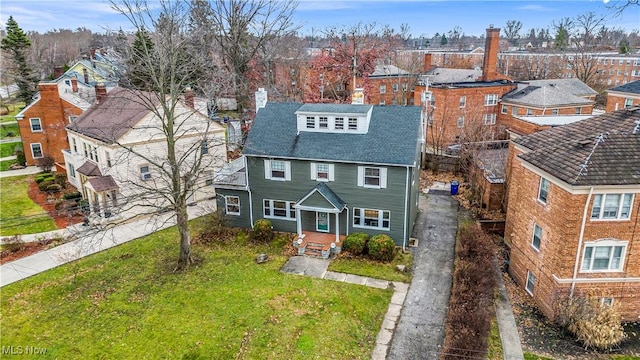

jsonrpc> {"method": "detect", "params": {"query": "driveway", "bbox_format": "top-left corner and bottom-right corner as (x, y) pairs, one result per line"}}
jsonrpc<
(387, 192), (458, 360)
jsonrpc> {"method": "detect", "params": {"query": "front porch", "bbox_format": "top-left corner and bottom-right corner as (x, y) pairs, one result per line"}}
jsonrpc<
(293, 231), (347, 259)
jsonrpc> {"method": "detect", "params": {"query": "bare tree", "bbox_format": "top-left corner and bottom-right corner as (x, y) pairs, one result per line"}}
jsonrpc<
(110, 0), (227, 270)
(504, 20), (522, 46)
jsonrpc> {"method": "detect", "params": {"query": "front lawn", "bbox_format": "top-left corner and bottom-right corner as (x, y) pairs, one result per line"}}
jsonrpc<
(0, 142), (20, 157)
(0, 123), (19, 139)
(0, 159), (17, 171)
(1, 224), (392, 359)
(0, 175), (56, 235)
(328, 250), (413, 282)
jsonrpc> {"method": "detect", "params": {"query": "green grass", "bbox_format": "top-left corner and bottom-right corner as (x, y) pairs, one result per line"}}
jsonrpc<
(0, 122), (19, 139)
(0, 175), (57, 236)
(0, 101), (25, 122)
(0, 142), (20, 157)
(1, 224), (392, 359)
(487, 317), (503, 360)
(328, 250), (413, 282)
(0, 159), (17, 171)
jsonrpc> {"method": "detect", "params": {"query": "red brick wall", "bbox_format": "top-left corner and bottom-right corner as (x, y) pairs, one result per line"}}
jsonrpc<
(505, 146), (640, 321)
(18, 83), (83, 166)
(606, 93), (640, 112)
(498, 103), (595, 136)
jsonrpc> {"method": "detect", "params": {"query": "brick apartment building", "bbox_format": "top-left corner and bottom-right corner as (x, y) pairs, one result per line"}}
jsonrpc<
(505, 107), (640, 321)
(15, 78), (100, 168)
(606, 80), (640, 112)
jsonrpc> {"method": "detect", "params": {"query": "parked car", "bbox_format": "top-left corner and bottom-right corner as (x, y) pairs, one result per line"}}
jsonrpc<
(444, 144), (461, 156)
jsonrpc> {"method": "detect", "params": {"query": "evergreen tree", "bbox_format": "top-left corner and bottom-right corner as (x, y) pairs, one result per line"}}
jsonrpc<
(440, 34), (448, 46)
(619, 38), (631, 54)
(1, 16), (39, 103)
(123, 29), (156, 90)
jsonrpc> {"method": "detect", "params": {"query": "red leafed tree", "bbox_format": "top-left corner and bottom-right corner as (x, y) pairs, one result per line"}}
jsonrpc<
(303, 23), (395, 103)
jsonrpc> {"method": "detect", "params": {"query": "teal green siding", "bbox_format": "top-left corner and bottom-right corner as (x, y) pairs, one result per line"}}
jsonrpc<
(246, 156), (414, 245)
(299, 191), (335, 209)
(215, 189), (252, 228)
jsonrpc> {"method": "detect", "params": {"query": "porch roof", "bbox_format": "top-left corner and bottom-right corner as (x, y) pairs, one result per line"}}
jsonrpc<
(87, 175), (118, 192)
(77, 161), (102, 176)
(295, 183), (346, 212)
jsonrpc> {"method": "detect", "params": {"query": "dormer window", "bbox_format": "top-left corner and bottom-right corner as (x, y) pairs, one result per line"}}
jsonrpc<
(319, 116), (328, 129)
(306, 116), (315, 129)
(335, 117), (344, 130)
(348, 118), (358, 130)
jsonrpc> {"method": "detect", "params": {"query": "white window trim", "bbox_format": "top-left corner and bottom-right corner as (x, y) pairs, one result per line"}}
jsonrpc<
(525, 271), (536, 295)
(531, 224), (542, 251)
(590, 193), (634, 221)
(310, 163), (335, 182)
(224, 195), (240, 215)
(537, 177), (549, 204)
(68, 163), (76, 178)
(30, 143), (43, 159)
(353, 207), (391, 230)
(29, 118), (42, 132)
(484, 94), (498, 106)
(380, 85), (386, 94)
(580, 239), (628, 273)
(457, 116), (464, 128)
(501, 105), (507, 114)
(357, 166), (387, 189)
(459, 96), (466, 108)
(264, 159), (291, 181)
(600, 298), (615, 307)
(263, 199), (296, 221)
(483, 113), (496, 125)
(140, 165), (151, 181)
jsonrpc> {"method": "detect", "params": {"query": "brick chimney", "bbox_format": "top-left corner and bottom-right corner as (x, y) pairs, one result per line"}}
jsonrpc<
(95, 83), (107, 103)
(481, 25), (501, 82)
(53, 66), (64, 79)
(184, 87), (194, 109)
(71, 77), (78, 93)
(83, 68), (89, 84)
(38, 83), (59, 105)
(423, 53), (433, 72)
(90, 49), (96, 60)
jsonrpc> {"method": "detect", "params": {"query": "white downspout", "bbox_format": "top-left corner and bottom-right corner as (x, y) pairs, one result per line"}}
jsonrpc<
(346, 207), (350, 236)
(402, 166), (410, 251)
(245, 156), (254, 228)
(570, 187), (594, 298)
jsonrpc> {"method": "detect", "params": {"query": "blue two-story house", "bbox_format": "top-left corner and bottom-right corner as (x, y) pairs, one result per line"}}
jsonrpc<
(215, 102), (423, 257)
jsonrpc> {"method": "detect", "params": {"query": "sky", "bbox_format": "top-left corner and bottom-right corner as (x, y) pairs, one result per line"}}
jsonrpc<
(0, 0), (638, 38)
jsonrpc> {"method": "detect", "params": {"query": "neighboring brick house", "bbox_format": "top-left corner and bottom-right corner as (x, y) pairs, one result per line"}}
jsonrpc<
(15, 77), (98, 168)
(504, 107), (640, 321)
(606, 80), (640, 112)
(498, 78), (597, 136)
(63, 88), (226, 222)
(214, 102), (422, 257)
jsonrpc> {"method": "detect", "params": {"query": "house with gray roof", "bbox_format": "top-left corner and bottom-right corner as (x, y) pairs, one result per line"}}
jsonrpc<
(215, 102), (423, 257)
(504, 106), (640, 321)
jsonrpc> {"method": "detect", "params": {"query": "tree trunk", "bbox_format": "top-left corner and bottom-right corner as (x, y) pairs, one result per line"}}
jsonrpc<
(175, 201), (192, 271)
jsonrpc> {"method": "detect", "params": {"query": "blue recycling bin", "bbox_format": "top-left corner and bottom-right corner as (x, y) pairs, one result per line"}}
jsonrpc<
(450, 180), (459, 195)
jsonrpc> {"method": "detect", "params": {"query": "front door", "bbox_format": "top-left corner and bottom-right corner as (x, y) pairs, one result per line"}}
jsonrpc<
(316, 212), (329, 232)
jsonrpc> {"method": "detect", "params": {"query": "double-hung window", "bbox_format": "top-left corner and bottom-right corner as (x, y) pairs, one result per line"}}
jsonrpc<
(624, 98), (633, 108)
(459, 96), (466, 108)
(483, 113), (496, 125)
(353, 208), (390, 230)
(31, 143), (43, 158)
(311, 163), (334, 181)
(484, 94), (498, 106)
(335, 117), (344, 130)
(538, 178), (549, 203)
(263, 199), (296, 220)
(380, 85), (386, 94)
(525, 271), (536, 295)
(201, 141), (209, 155)
(30, 118), (42, 132)
(306, 116), (315, 129)
(457, 116), (464, 128)
(358, 166), (387, 189)
(348, 118), (358, 130)
(264, 159), (290, 181)
(531, 224), (542, 251)
(140, 165), (151, 180)
(591, 193), (633, 220)
(319, 116), (328, 129)
(501, 105), (507, 114)
(225, 196), (240, 215)
(581, 240), (627, 272)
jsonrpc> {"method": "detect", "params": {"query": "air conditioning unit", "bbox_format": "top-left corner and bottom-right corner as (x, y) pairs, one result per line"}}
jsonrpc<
(141, 172), (151, 180)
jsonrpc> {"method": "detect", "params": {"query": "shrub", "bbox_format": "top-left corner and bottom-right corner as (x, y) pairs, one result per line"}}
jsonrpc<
(15, 149), (25, 166)
(35, 173), (54, 184)
(555, 295), (626, 351)
(54, 173), (67, 187)
(46, 183), (62, 193)
(63, 191), (82, 200)
(368, 234), (396, 262)
(342, 233), (369, 255)
(251, 219), (273, 243)
(36, 155), (55, 172)
(38, 179), (55, 191)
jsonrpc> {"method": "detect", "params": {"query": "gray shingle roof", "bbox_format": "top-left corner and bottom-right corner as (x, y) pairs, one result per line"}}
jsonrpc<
(502, 78), (596, 107)
(515, 107), (640, 186)
(77, 161), (102, 176)
(314, 183), (346, 210)
(296, 103), (372, 114)
(244, 103), (422, 166)
(88, 175), (118, 192)
(608, 80), (640, 95)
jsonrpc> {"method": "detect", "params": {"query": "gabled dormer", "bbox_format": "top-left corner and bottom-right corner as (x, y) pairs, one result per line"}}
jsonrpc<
(295, 104), (373, 134)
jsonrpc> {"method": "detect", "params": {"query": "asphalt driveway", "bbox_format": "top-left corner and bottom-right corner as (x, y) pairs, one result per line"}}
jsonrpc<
(387, 192), (458, 360)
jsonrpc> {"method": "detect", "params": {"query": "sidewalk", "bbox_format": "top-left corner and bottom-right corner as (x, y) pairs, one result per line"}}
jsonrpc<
(0, 165), (43, 178)
(0, 200), (214, 287)
(494, 259), (525, 360)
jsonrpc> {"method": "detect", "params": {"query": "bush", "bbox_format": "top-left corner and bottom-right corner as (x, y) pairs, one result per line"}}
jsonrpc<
(342, 233), (369, 255)
(15, 149), (25, 166)
(38, 179), (55, 191)
(54, 173), (67, 187)
(35, 173), (54, 184)
(46, 183), (62, 193)
(555, 295), (626, 351)
(63, 191), (82, 200)
(36, 155), (55, 172)
(368, 234), (396, 262)
(251, 219), (273, 243)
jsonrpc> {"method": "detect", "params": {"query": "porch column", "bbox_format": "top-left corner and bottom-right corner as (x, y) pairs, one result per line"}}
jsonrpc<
(296, 208), (302, 237)
(97, 192), (106, 218)
(335, 212), (339, 243)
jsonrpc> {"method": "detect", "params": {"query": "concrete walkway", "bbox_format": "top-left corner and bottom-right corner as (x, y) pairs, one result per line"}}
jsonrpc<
(0, 165), (49, 178)
(0, 200), (214, 287)
(494, 260), (525, 360)
(280, 256), (409, 360)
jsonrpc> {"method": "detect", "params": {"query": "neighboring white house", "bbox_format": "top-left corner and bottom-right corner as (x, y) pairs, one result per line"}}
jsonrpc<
(63, 87), (227, 222)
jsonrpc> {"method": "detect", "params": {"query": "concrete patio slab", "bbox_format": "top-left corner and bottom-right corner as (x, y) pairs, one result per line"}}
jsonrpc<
(280, 256), (329, 278)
